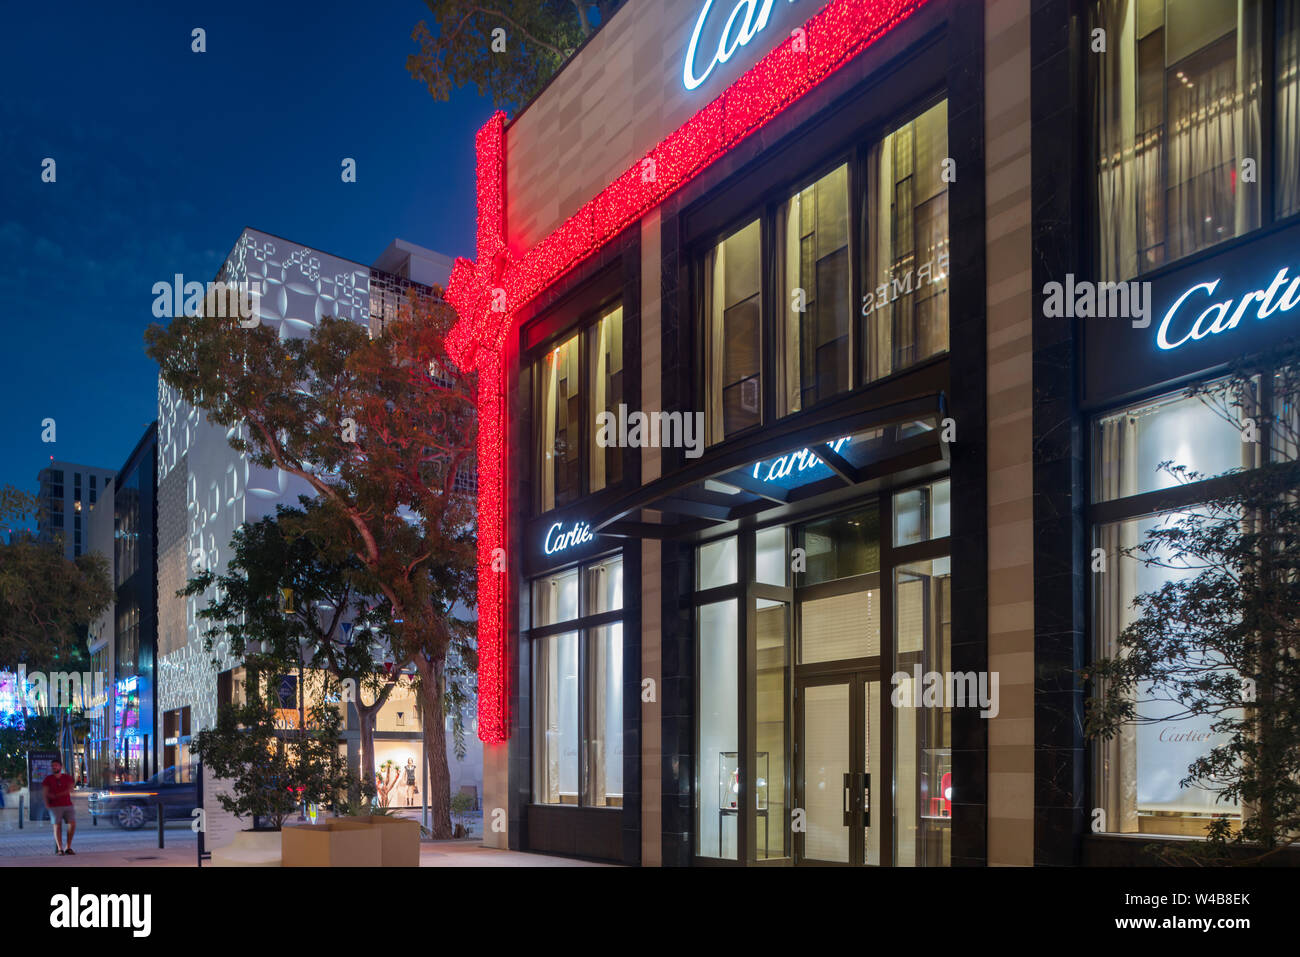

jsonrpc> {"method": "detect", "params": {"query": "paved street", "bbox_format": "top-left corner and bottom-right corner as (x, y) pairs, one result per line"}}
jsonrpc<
(0, 819), (197, 862)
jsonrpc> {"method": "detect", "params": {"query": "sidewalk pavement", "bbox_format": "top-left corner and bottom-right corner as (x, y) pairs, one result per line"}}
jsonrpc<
(0, 841), (611, 867)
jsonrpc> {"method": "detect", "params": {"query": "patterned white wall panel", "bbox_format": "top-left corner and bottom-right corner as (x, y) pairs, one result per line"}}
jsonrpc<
(157, 229), (374, 737)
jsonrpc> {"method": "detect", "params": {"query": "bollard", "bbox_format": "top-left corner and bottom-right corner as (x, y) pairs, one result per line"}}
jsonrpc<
(157, 800), (165, 849)
(17, 795), (23, 829)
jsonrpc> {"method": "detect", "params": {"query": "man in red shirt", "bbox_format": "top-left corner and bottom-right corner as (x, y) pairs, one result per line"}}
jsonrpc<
(41, 757), (76, 855)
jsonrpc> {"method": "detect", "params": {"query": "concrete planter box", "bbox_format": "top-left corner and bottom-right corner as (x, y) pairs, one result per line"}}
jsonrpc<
(345, 815), (421, 867)
(281, 821), (382, 867)
(211, 829), (283, 867)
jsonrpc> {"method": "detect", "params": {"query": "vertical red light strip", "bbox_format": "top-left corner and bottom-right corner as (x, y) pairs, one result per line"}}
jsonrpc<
(447, 0), (930, 743)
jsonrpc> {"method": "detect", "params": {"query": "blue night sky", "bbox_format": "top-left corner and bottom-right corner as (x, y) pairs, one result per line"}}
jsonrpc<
(0, 1), (492, 515)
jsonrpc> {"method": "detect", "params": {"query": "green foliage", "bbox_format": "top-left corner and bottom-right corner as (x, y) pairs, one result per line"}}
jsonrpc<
(406, 0), (623, 111)
(0, 491), (112, 668)
(190, 672), (357, 830)
(0, 715), (59, 785)
(147, 283), (478, 838)
(1084, 341), (1300, 863)
(183, 502), (392, 700)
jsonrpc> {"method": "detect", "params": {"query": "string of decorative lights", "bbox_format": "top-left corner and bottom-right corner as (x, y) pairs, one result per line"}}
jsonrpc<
(446, 0), (931, 744)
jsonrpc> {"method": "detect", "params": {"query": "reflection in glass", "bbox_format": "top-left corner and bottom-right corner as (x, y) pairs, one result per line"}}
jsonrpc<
(537, 332), (581, 511)
(1092, 512), (1242, 832)
(589, 304), (624, 493)
(777, 164), (851, 415)
(864, 100), (949, 382)
(704, 220), (762, 443)
(800, 505), (880, 585)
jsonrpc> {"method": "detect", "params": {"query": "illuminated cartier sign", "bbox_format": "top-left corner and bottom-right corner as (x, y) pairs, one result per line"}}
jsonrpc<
(1157, 266), (1300, 351)
(753, 437), (850, 483)
(543, 520), (595, 556)
(684, 0), (802, 91)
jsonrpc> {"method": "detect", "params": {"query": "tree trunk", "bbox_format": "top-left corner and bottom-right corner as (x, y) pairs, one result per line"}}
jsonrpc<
(418, 658), (453, 839)
(356, 706), (377, 807)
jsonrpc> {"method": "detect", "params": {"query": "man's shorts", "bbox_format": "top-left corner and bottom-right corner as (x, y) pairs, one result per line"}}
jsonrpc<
(49, 805), (75, 824)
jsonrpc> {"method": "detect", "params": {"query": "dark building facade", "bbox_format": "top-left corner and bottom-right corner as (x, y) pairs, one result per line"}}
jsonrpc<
(444, 0), (1300, 866)
(112, 423), (159, 783)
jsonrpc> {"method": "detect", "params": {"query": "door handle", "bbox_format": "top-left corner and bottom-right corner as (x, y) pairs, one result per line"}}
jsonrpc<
(843, 773), (852, 826)
(861, 773), (871, 827)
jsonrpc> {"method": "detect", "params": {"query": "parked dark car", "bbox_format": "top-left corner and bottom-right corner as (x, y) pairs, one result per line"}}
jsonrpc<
(88, 766), (197, 829)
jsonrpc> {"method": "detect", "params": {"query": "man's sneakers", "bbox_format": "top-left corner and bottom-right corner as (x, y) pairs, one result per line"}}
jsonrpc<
(55, 847), (64, 855)
(63, 848), (75, 855)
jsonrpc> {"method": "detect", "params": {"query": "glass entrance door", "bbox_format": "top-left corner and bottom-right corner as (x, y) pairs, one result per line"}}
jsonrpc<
(796, 672), (881, 865)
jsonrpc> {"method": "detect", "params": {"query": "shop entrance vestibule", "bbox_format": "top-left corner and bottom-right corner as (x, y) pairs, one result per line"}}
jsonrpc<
(695, 483), (952, 867)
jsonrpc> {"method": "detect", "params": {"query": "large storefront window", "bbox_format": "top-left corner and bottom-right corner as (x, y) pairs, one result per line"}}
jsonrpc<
(1089, 384), (1263, 835)
(533, 303), (625, 513)
(864, 100), (950, 382)
(1092, 0), (1300, 281)
(699, 100), (950, 447)
(704, 221), (763, 444)
(530, 554), (624, 808)
(1092, 510), (1245, 833)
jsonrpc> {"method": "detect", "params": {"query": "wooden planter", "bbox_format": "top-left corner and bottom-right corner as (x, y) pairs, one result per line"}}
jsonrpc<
(281, 821), (382, 867)
(348, 815), (421, 867)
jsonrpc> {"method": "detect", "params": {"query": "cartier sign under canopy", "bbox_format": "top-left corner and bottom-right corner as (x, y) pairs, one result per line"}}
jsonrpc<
(1084, 220), (1300, 403)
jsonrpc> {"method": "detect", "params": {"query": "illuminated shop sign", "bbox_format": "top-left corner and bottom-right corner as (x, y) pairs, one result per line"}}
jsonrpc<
(1085, 221), (1300, 402)
(752, 437), (851, 483)
(1156, 266), (1300, 351)
(543, 520), (595, 556)
(683, 0), (803, 91)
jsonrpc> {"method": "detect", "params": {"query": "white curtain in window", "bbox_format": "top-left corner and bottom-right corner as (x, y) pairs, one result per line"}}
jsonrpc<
(1095, 0), (1139, 281)
(1093, 415), (1140, 833)
(1279, 0), (1300, 217)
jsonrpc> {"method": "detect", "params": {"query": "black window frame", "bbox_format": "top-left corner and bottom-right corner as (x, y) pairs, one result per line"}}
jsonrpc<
(525, 549), (626, 810)
(524, 278), (628, 517)
(689, 93), (952, 449)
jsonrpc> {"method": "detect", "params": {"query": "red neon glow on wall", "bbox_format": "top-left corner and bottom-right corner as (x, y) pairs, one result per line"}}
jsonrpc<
(447, 0), (931, 744)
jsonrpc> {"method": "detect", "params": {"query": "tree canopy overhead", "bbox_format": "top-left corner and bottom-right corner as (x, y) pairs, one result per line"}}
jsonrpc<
(146, 286), (477, 837)
(407, 0), (625, 112)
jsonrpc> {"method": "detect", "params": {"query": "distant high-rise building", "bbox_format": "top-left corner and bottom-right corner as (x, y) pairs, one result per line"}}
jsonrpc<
(36, 460), (116, 560)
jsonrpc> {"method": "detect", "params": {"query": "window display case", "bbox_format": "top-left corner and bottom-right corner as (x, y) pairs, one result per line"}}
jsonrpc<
(921, 747), (952, 819)
(717, 751), (769, 810)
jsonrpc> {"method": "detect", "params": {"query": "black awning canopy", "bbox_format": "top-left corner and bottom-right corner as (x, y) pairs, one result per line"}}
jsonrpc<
(590, 392), (949, 541)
